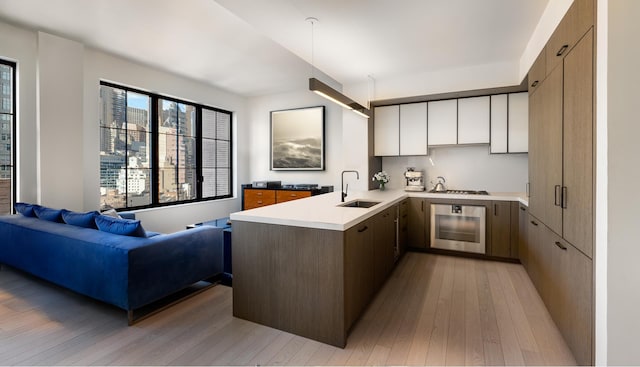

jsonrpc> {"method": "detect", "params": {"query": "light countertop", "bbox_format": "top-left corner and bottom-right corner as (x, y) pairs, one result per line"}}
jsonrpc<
(230, 189), (528, 231)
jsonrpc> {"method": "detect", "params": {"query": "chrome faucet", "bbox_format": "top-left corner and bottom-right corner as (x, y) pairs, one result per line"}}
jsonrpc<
(341, 170), (359, 202)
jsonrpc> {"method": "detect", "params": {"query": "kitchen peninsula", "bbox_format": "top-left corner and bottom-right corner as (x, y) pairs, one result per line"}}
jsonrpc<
(230, 189), (526, 347)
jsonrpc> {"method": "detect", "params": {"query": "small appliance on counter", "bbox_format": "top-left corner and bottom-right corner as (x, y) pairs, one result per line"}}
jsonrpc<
(404, 167), (425, 192)
(428, 176), (447, 193)
(252, 180), (281, 189)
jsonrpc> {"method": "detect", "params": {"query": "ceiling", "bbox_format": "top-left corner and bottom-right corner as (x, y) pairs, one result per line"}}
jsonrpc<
(0, 0), (549, 97)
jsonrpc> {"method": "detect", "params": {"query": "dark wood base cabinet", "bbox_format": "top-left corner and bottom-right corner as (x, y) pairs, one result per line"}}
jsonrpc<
(523, 214), (592, 365)
(232, 204), (399, 348)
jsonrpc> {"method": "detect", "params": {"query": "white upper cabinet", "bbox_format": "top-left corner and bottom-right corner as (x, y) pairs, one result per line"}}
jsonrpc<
(458, 96), (490, 144)
(374, 105), (400, 156)
(490, 94), (508, 153)
(399, 103), (427, 156)
(508, 92), (528, 153)
(490, 92), (529, 153)
(427, 99), (457, 146)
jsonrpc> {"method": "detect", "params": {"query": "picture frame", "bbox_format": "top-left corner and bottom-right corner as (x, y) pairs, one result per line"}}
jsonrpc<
(270, 106), (325, 171)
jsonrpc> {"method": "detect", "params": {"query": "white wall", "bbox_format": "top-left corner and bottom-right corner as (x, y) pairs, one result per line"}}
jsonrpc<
(607, 0), (640, 364)
(0, 19), (250, 233)
(82, 48), (248, 233)
(0, 20), (38, 204)
(245, 90), (347, 190)
(37, 32), (85, 211)
(381, 147), (528, 193)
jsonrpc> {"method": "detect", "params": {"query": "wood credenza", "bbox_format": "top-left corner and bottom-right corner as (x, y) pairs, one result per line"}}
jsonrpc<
(242, 186), (329, 210)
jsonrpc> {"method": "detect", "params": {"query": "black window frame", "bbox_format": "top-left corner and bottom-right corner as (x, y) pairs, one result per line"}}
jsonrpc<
(0, 59), (16, 215)
(99, 81), (233, 211)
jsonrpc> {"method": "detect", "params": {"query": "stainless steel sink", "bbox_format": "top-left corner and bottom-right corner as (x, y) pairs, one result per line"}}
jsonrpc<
(338, 200), (381, 208)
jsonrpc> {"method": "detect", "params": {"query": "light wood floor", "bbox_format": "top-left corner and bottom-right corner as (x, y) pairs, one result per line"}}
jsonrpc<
(0, 252), (576, 366)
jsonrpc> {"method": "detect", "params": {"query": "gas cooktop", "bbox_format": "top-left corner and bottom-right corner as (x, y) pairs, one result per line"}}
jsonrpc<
(429, 189), (490, 195)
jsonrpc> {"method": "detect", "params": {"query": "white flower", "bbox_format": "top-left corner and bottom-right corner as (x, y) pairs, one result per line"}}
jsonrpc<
(372, 171), (390, 184)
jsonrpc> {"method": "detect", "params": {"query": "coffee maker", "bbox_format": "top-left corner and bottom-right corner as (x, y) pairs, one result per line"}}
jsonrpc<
(404, 167), (425, 191)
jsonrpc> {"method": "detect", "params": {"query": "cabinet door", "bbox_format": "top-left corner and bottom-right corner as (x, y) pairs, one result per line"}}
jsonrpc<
(407, 198), (427, 248)
(547, 230), (593, 366)
(562, 29), (593, 258)
(276, 190), (312, 203)
(528, 47), (546, 94)
(518, 204), (529, 269)
(545, 0), (594, 76)
(344, 219), (374, 329)
(526, 216), (545, 297)
(427, 99), (457, 146)
(490, 94), (508, 153)
(529, 68), (563, 233)
(399, 199), (409, 256)
(373, 207), (396, 290)
(244, 189), (276, 210)
(508, 92), (529, 153)
(458, 96), (490, 144)
(374, 105), (400, 156)
(399, 103), (427, 156)
(490, 201), (511, 258)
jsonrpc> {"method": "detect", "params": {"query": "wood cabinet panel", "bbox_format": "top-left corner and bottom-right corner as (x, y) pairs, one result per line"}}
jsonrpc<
(427, 99), (457, 146)
(373, 207), (396, 290)
(458, 96), (490, 144)
(399, 103), (428, 155)
(344, 219), (374, 330)
(276, 190), (312, 203)
(518, 204), (529, 269)
(545, 0), (594, 76)
(374, 105), (400, 156)
(528, 47), (546, 94)
(244, 189), (276, 210)
(407, 198), (427, 248)
(562, 30), (594, 258)
(399, 199), (409, 255)
(509, 201), (520, 259)
(490, 201), (511, 258)
(545, 227), (593, 366)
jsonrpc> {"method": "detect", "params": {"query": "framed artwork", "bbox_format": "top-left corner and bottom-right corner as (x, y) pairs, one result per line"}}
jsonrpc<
(270, 106), (325, 171)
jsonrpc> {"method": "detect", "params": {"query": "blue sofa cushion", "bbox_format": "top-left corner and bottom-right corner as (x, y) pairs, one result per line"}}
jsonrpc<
(61, 209), (100, 229)
(33, 206), (63, 222)
(15, 202), (37, 217)
(95, 214), (147, 237)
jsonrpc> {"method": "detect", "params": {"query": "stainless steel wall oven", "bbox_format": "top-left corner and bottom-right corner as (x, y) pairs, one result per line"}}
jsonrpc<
(430, 203), (486, 254)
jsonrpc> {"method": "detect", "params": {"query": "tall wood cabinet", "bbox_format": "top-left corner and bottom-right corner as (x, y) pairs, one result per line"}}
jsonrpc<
(525, 0), (594, 364)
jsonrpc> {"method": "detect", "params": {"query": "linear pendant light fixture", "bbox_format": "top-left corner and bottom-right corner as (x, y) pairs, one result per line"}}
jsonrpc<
(309, 77), (370, 118)
(306, 17), (370, 119)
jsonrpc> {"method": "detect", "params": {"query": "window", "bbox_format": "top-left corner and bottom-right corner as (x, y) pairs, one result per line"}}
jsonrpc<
(0, 60), (15, 215)
(99, 82), (232, 210)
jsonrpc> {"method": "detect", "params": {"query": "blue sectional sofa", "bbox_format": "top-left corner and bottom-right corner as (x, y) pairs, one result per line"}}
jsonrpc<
(0, 206), (223, 324)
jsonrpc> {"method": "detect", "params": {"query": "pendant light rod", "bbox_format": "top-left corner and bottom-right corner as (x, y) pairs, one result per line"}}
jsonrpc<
(305, 16), (370, 118)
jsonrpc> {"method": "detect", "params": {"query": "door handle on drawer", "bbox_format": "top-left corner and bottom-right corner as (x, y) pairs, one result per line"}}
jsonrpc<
(531, 80), (539, 87)
(358, 225), (369, 233)
(555, 241), (567, 250)
(530, 220), (538, 226)
(257, 192), (263, 196)
(556, 44), (569, 56)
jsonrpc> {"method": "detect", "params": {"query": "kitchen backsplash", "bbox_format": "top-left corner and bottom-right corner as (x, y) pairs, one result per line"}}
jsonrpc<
(381, 145), (528, 193)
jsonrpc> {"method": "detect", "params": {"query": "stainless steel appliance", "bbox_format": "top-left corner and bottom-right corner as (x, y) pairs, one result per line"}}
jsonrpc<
(431, 189), (490, 195)
(430, 203), (486, 254)
(404, 167), (425, 192)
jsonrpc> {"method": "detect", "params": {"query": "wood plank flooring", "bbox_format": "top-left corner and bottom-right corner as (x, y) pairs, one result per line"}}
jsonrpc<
(0, 253), (576, 365)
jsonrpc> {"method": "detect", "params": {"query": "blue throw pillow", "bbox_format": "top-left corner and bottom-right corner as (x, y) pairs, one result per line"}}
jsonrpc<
(33, 205), (63, 222)
(95, 214), (147, 237)
(15, 202), (37, 217)
(61, 209), (100, 229)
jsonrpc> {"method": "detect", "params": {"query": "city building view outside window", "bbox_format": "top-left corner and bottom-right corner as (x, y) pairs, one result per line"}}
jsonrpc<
(0, 60), (15, 215)
(99, 83), (232, 210)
